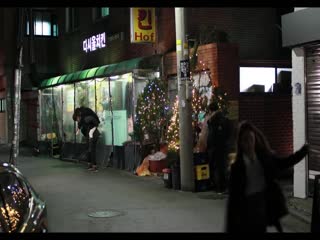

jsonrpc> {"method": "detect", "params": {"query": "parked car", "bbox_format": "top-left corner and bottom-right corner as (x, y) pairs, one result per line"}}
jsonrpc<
(0, 162), (48, 233)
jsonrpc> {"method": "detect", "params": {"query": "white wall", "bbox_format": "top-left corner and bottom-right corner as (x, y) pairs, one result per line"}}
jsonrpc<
(292, 7), (308, 199)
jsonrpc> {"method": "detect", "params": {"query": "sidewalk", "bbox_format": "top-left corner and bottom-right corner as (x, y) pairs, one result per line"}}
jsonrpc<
(281, 181), (312, 227)
(0, 144), (313, 232)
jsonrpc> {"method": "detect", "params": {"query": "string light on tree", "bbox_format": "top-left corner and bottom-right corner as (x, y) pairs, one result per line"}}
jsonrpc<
(134, 78), (170, 146)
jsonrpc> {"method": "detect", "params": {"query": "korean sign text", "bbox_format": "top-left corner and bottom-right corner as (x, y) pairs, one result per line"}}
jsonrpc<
(83, 32), (106, 53)
(130, 8), (156, 43)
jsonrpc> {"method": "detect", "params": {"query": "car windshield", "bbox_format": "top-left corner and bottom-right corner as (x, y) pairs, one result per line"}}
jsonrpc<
(0, 172), (30, 232)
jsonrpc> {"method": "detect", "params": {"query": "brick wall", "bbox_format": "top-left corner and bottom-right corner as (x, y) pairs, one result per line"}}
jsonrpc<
(239, 93), (293, 156)
(187, 8), (280, 60)
(164, 43), (239, 101)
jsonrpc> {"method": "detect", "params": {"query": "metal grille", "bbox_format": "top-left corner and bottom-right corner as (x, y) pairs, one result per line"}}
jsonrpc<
(306, 45), (320, 171)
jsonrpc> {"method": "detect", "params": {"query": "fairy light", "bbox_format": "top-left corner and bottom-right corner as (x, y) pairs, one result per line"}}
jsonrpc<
(135, 78), (170, 143)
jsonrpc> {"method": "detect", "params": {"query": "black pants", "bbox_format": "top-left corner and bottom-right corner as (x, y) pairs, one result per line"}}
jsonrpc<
(86, 128), (99, 167)
(244, 192), (267, 232)
(208, 149), (227, 192)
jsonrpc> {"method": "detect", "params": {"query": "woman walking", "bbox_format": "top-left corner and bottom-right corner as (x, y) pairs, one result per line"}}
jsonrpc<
(226, 121), (308, 232)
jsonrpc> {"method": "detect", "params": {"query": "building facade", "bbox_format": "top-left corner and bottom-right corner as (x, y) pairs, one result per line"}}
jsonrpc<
(1, 8), (292, 171)
(0, 8), (59, 146)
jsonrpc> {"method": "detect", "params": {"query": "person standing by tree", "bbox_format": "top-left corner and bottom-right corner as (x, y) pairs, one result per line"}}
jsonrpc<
(226, 121), (309, 232)
(206, 102), (231, 193)
(73, 107), (100, 172)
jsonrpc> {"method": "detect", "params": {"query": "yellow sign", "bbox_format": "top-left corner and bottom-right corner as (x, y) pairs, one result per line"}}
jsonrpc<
(130, 8), (156, 43)
(195, 164), (210, 181)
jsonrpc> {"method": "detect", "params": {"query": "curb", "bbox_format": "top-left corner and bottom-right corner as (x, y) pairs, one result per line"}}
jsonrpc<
(288, 208), (311, 225)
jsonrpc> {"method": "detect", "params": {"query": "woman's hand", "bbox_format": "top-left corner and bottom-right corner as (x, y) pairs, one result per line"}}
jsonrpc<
(300, 143), (309, 156)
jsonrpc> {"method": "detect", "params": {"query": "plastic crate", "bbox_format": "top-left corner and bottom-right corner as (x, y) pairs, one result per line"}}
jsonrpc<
(149, 159), (167, 173)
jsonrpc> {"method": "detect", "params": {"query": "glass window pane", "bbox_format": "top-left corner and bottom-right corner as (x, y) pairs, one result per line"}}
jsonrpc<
(42, 12), (51, 36)
(53, 24), (58, 36)
(95, 78), (109, 145)
(276, 68), (292, 83)
(0, 187), (5, 232)
(26, 20), (29, 35)
(240, 67), (276, 92)
(101, 7), (109, 17)
(52, 86), (63, 143)
(75, 80), (96, 143)
(40, 88), (53, 140)
(0, 173), (29, 232)
(34, 12), (43, 36)
(62, 85), (75, 143)
(109, 74), (132, 146)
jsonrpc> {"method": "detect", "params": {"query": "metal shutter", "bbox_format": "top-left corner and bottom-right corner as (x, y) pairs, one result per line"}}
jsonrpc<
(306, 44), (320, 171)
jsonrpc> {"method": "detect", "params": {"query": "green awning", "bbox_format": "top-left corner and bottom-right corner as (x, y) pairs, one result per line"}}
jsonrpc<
(57, 74), (68, 84)
(39, 55), (161, 89)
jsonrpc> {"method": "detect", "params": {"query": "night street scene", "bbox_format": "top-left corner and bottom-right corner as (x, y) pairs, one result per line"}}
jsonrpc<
(0, 6), (319, 233)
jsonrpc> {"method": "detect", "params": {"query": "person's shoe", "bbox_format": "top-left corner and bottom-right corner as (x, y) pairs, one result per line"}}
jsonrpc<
(217, 190), (227, 195)
(89, 165), (98, 172)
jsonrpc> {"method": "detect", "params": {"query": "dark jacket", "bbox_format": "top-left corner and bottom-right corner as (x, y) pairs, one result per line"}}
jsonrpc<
(207, 111), (231, 150)
(78, 107), (100, 137)
(226, 145), (308, 232)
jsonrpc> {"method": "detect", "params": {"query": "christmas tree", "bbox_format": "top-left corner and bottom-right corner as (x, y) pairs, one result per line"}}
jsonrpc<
(134, 78), (170, 147)
(167, 96), (179, 151)
(166, 40), (229, 152)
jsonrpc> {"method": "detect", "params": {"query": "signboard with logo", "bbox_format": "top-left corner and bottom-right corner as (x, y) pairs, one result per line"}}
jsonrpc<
(83, 32), (106, 53)
(130, 8), (156, 43)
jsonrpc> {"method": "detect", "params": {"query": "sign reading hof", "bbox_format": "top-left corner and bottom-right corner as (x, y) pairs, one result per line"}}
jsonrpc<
(83, 32), (106, 53)
(130, 8), (156, 43)
(180, 59), (190, 80)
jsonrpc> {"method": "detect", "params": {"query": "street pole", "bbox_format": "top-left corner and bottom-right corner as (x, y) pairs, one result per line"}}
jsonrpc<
(10, 46), (23, 165)
(175, 8), (195, 192)
(10, 8), (24, 165)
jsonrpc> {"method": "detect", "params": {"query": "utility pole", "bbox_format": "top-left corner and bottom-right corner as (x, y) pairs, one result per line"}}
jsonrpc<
(175, 8), (195, 191)
(10, 8), (24, 165)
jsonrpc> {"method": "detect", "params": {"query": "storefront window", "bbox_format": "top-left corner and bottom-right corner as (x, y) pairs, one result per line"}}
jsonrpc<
(40, 88), (53, 140)
(104, 74), (133, 146)
(95, 78), (109, 145)
(75, 80), (96, 143)
(62, 84), (75, 143)
(52, 86), (63, 142)
(39, 71), (160, 148)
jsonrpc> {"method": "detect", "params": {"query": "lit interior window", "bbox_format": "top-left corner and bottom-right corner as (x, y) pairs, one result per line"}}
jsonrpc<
(26, 21), (30, 35)
(53, 24), (58, 36)
(101, 8), (109, 17)
(42, 21), (51, 36)
(240, 67), (276, 92)
(26, 12), (58, 37)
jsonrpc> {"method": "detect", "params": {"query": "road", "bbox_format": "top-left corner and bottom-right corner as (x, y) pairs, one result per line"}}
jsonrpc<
(0, 146), (309, 232)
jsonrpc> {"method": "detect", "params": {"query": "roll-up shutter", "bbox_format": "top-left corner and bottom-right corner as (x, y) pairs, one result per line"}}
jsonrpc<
(306, 44), (320, 171)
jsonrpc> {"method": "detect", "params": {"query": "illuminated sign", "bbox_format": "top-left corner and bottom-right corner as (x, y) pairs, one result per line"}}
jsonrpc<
(130, 8), (156, 43)
(83, 32), (106, 53)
